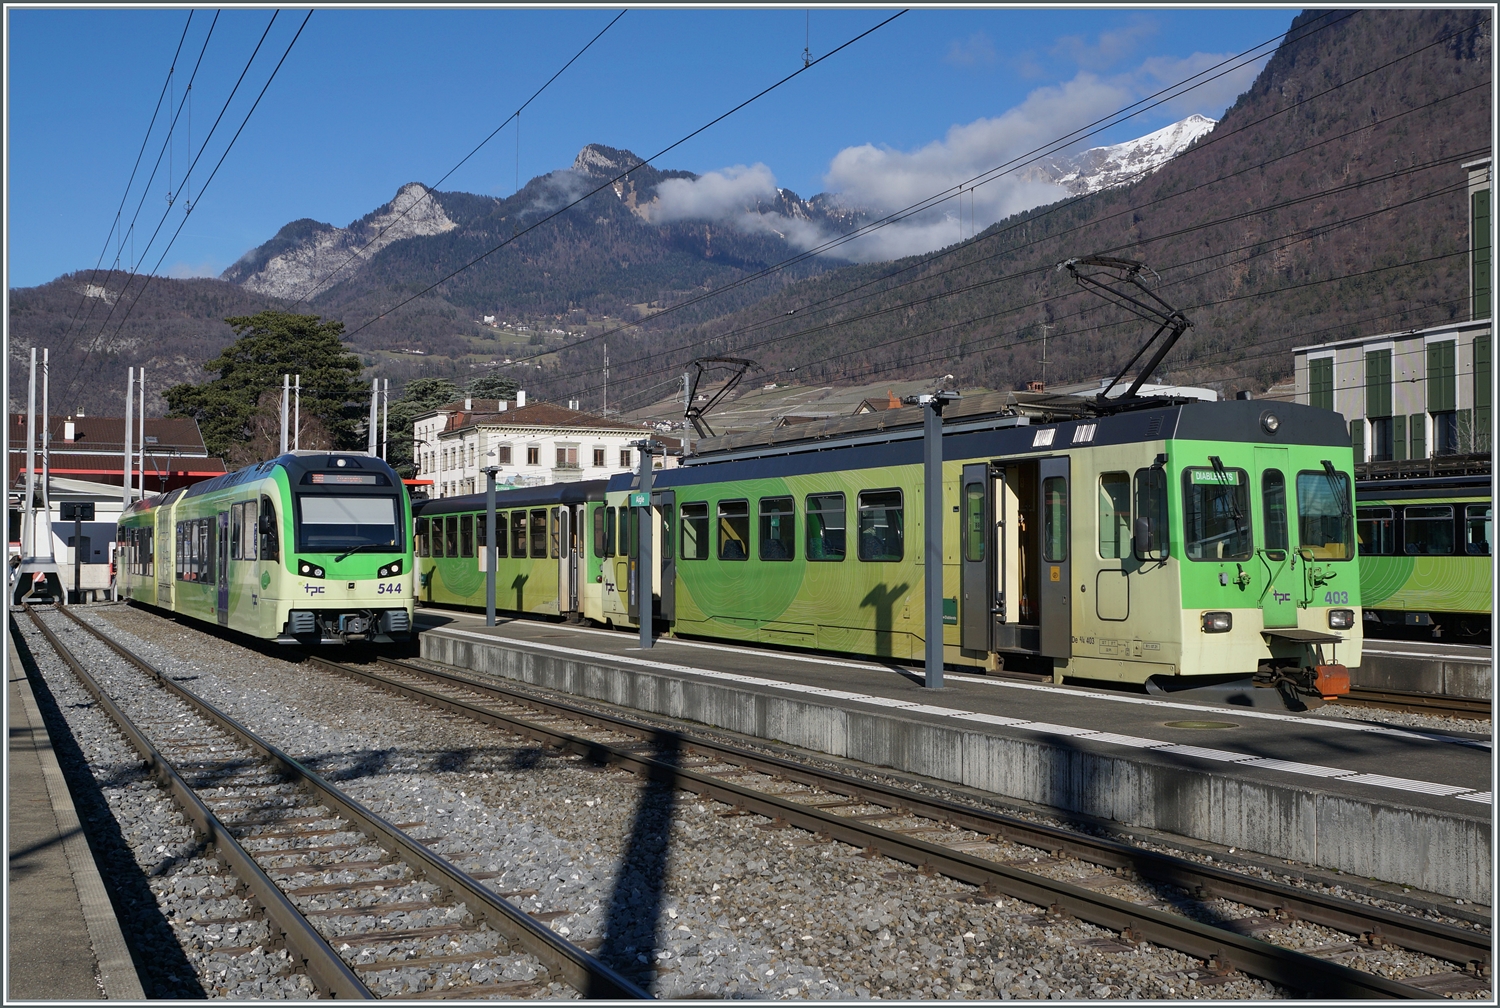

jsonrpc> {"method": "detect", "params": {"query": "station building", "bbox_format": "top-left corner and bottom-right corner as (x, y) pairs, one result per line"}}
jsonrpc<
(413, 393), (678, 499)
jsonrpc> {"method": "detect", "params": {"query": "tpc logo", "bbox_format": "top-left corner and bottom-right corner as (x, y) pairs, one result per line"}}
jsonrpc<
(303, 584), (326, 595)
(1272, 590), (1291, 604)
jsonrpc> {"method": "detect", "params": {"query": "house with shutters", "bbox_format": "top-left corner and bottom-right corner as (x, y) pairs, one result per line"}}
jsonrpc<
(1292, 157), (1492, 466)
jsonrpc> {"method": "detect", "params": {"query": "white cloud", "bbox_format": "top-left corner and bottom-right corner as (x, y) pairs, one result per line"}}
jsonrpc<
(1139, 51), (1269, 119)
(166, 258), (221, 279)
(644, 164), (779, 224)
(1051, 20), (1158, 69)
(945, 31), (997, 68)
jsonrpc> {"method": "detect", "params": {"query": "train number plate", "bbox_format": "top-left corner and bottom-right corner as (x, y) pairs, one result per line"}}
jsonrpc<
(377, 582), (403, 594)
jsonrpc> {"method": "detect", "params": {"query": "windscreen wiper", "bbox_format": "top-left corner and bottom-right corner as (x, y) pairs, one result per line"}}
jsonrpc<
(1207, 455), (1245, 525)
(334, 541), (397, 563)
(1320, 460), (1352, 517)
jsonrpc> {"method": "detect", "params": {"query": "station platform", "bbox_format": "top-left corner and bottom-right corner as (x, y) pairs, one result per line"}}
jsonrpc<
(1356, 639), (1492, 700)
(417, 609), (1491, 904)
(7, 623), (142, 1001)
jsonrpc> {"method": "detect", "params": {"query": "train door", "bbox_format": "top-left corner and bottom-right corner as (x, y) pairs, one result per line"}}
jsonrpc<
(960, 463), (994, 652)
(985, 457), (1071, 660)
(556, 506), (576, 613)
(1254, 447), (1298, 627)
(654, 490), (675, 622)
(216, 510), (230, 625)
(1037, 457), (1072, 658)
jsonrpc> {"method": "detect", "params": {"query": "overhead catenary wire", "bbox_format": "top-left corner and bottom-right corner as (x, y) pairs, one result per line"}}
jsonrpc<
(61, 11), (196, 345)
(334, 10), (908, 344)
(572, 150), (1482, 406)
(290, 9), (628, 307)
(494, 13), (1341, 380)
(540, 15), (1486, 394)
(101, 11), (317, 350)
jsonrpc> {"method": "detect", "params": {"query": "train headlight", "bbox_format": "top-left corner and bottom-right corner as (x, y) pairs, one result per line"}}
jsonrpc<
(1201, 611), (1233, 633)
(298, 561), (325, 578)
(1260, 411), (1280, 434)
(377, 560), (403, 578)
(1328, 608), (1355, 630)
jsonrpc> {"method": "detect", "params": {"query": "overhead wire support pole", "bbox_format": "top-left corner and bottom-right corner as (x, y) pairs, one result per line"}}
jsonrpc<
(137, 369), (146, 500)
(483, 464), (498, 626)
(280, 375), (289, 455)
(367, 378), (380, 456)
(631, 440), (662, 650)
(294, 374), (301, 451)
(123, 366), (135, 509)
(904, 391), (960, 689)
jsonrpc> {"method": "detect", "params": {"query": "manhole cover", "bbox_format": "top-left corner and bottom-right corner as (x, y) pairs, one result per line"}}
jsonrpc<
(1163, 720), (1239, 730)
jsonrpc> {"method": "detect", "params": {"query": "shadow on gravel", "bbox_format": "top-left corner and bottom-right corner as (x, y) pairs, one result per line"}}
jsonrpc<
(9, 619), (207, 999)
(596, 734), (681, 995)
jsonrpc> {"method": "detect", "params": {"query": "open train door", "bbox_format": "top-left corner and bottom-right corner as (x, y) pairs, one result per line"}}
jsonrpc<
(555, 506), (576, 614)
(626, 493), (674, 625)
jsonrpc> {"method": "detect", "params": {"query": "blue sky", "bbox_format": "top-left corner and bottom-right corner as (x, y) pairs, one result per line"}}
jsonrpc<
(6, 6), (1295, 288)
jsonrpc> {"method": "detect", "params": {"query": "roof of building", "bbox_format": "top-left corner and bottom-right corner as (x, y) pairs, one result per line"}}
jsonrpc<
(8, 414), (209, 455)
(438, 401), (659, 436)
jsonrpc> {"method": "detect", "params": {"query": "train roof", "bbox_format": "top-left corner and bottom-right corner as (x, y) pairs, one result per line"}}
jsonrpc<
(1356, 472), (1493, 501)
(413, 479), (607, 516)
(180, 451), (400, 499)
(614, 399), (1349, 490)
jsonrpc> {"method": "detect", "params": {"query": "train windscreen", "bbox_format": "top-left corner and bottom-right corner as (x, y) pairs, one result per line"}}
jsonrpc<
(296, 495), (402, 553)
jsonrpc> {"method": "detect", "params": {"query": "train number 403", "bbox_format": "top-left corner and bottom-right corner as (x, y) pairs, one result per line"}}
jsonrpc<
(1322, 591), (1349, 605)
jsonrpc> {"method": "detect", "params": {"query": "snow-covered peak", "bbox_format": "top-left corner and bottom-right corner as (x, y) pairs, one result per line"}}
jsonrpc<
(1028, 114), (1217, 196)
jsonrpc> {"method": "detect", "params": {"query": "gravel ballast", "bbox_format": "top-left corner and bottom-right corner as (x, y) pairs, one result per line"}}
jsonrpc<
(59, 603), (1491, 999)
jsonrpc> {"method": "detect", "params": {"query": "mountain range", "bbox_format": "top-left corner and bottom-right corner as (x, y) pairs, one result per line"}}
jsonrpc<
(8, 8), (1490, 425)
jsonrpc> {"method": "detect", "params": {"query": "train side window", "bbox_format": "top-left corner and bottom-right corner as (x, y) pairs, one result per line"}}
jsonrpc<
(680, 502), (709, 559)
(759, 497), (795, 560)
(1465, 504), (1491, 555)
(1297, 470), (1353, 560)
(460, 515), (475, 558)
(718, 500), (749, 560)
(857, 490), (903, 562)
(511, 511), (528, 558)
(603, 507), (616, 557)
(1356, 507), (1395, 556)
(1096, 473), (1129, 559)
(1261, 469), (1289, 559)
(1043, 477), (1068, 563)
(476, 512), (487, 550)
(230, 504), (245, 560)
(259, 496), (279, 561)
(1132, 468), (1169, 560)
(244, 499), (258, 561)
(1403, 506), (1454, 555)
(660, 504), (674, 561)
(806, 493), (846, 561)
(430, 516), (445, 557)
(530, 509), (548, 558)
(494, 512), (508, 558)
(1182, 467), (1251, 561)
(593, 506), (606, 557)
(175, 522), (185, 579)
(416, 518), (430, 557)
(550, 508), (561, 559)
(619, 507), (632, 559)
(445, 515), (460, 558)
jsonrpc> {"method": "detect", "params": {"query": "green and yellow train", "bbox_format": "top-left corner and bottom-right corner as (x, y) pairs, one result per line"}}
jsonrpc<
(117, 451), (414, 643)
(413, 398), (1362, 701)
(1356, 473), (1491, 641)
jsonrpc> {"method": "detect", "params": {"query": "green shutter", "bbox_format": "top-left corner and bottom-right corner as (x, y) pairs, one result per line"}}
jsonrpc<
(1409, 413), (1426, 459)
(1475, 334), (1491, 452)
(1427, 341), (1456, 413)
(1474, 189), (1491, 320)
(1364, 349), (1392, 417)
(1392, 414), (1407, 461)
(1350, 419), (1365, 464)
(1308, 357), (1334, 412)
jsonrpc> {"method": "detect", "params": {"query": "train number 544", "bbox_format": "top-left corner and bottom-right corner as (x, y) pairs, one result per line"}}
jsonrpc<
(1323, 590), (1349, 605)
(377, 582), (403, 594)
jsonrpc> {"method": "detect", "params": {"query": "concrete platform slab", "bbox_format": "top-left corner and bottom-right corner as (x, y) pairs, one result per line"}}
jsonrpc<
(1356, 640), (1492, 700)
(7, 624), (143, 1001)
(419, 610), (1491, 902)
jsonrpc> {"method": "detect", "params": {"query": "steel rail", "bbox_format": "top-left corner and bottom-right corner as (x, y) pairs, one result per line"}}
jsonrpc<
(53, 606), (651, 1001)
(357, 656), (1490, 969)
(307, 653), (1462, 998)
(1342, 687), (1492, 720)
(21, 609), (374, 999)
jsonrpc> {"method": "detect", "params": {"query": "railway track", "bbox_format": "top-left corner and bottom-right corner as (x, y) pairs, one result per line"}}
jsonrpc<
(1340, 687), (1492, 721)
(294, 650), (1490, 1000)
(30, 606), (648, 1001)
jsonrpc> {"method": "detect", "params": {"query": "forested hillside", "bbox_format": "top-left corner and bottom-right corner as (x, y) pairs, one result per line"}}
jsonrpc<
(536, 8), (1491, 412)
